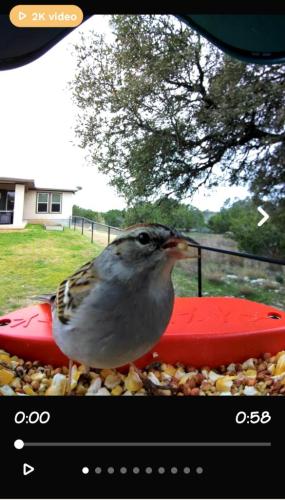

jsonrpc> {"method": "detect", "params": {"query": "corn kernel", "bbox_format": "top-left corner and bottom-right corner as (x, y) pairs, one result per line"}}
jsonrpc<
(275, 353), (285, 375)
(0, 368), (15, 385)
(124, 369), (143, 392)
(216, 376), (234, 392)
(23, 384), (36, 395)
(111, 385), (123, 396)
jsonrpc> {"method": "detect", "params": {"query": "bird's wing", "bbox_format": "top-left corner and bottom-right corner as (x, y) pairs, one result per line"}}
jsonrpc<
(56, 259), (100, 325)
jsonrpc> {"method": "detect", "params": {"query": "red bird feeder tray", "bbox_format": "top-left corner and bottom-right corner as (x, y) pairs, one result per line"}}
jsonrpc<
(0, 297), (285, 368)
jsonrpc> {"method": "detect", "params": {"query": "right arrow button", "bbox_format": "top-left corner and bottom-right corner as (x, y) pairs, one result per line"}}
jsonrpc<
(257, 206), (270, 227)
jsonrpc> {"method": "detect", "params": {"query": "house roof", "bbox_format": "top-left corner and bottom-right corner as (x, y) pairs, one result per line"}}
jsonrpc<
(0, 177), (35, 188)
(0, 177), (77, 193)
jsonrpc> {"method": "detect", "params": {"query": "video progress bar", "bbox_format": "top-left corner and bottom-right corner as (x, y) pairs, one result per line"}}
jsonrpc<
(22, 441), (271, 447)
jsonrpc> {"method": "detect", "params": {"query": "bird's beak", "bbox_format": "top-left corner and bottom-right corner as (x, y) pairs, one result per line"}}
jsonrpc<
(162, 236), (198, 260)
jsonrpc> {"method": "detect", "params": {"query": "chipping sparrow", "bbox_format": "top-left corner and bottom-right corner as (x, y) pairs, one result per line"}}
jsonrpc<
(42, 224), (198, 390)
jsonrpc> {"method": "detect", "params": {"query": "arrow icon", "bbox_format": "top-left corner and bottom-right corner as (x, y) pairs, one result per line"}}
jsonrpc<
(19, 11), (27, 21)
(23, 463), (34, 476)
(257, 206), (269, 227)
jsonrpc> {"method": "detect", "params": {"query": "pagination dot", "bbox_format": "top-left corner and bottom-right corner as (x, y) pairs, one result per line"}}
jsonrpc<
(145, 467), (152, 474)
(133, 467), (140, 474)
(107, 467), (114, 474)
(82, 467), (89, 474)
(120, 467), (127, 474)
(184, 467), (190, 474)
(158, 467), (165, 474)
(196, 466), (203, 474)
(95, 467), (102, 474)
(171, 467), (178, 474)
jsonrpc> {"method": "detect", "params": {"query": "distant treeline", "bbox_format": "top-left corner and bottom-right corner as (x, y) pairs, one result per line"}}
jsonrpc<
(73, 199), (207, 231)
(73, 197), (284, 259)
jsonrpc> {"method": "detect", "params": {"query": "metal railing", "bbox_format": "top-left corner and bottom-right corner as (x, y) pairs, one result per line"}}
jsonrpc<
(69, 216), (122, 244)
(70, 216), (285, 298)
(186, 241), (285, 297)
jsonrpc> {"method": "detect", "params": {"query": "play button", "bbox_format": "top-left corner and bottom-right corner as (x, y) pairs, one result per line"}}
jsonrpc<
(23, 463), (34, 476)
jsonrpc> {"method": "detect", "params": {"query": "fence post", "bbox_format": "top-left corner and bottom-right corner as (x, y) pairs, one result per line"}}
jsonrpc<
(198, 247), (202, 297)
(73, 216), (76, 231)
(91, 222), (94, 243)
(108, 226), (111, 244)
(81, 217), (84, 235)
(69, 216), (71, 229)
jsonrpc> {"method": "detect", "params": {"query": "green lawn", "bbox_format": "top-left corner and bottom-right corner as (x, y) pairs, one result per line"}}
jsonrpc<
(0, 225), (103, 316)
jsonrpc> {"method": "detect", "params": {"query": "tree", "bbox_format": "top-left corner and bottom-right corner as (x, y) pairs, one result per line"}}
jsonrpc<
(71, 15), (285, 204)
(72, 205), (104, 223)
(103, 209), (125, 227)
(208, 198), (285, 258)
(124, 198), (204, 229)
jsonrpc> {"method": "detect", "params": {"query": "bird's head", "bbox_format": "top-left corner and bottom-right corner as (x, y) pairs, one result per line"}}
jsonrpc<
(108, 223), (198, 276)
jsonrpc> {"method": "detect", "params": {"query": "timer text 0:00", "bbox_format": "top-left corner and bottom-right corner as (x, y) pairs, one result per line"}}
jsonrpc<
(14, 411), (50, 424)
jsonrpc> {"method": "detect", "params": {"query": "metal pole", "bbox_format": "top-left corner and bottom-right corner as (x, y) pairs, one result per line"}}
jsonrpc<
(108, 226), (111, 244)
(81, 218), (84, 235)
(69, 216), (71, 229)
(198, 247), (202, 297)
(91, 222), (94, 243)
(74, 216), (76, 231)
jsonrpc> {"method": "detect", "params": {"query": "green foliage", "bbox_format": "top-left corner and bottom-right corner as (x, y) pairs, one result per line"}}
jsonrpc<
(121, 198), (204, 229)
(71, 15), (285, 205)
(72, 205), (104, 223)
(208, 198), (285, 258)
(103, 209), (126, 227)
(73, 200), (204, 230)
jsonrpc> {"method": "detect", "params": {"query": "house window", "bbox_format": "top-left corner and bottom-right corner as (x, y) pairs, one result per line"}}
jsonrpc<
(51, 193), (61, 213)
(37, 192), (49, 213)
(7, 192), (15, 211)
(36, 192), (62, 214)
(0, 190), (15, 211)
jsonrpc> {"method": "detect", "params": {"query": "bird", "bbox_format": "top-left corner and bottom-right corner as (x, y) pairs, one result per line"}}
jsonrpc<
(40, 223), (198, 393)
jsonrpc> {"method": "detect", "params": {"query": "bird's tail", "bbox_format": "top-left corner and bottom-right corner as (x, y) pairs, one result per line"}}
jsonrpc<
(31, 293), (56, 304)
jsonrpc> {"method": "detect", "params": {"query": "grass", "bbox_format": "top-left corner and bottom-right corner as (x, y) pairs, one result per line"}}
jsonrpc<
(172, 232), (285, 311)
(0, 225), (102, 316)
(0, 226), (284, 317)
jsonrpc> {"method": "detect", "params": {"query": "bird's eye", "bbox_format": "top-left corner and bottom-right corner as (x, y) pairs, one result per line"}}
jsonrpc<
(138, 232), (151, 245)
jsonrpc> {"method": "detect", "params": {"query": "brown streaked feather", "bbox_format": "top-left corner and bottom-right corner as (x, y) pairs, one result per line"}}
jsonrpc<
(125, 223), (174, 233)
(56, 259), (100, 325)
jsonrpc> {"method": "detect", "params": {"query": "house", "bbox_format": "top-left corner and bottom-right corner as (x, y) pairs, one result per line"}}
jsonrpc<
(0, 177), (77, 229)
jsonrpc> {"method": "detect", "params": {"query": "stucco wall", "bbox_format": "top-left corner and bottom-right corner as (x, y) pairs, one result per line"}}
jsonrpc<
(23, 190), (74, 225)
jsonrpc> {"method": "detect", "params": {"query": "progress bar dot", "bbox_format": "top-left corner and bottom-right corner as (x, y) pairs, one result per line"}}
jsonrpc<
(171, 467), (178, 474)
(196, 466), (203, 474)
(133, 467), (140, 474)
(120, 467), (127, 474)
(108, 467), (114, 474)
(184, 467), (190, 474)
(158, 467), (165, 474)
(95, 467), (102, 474)
(14, 439), (24, 450)
(145, 467), (152, 474)
(82, 467), (89, 474)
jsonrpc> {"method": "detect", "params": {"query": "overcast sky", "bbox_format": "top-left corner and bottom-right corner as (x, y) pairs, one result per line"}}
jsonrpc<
(0, 15), (250, 213)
